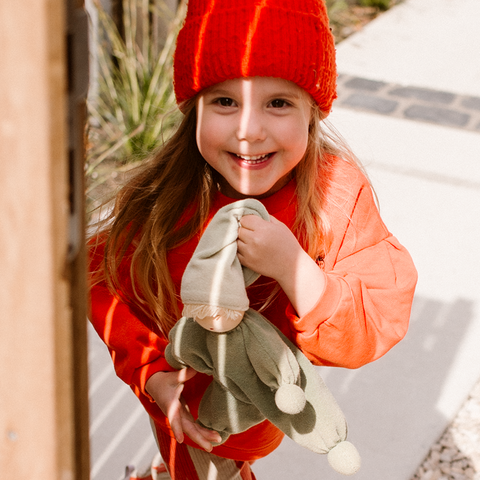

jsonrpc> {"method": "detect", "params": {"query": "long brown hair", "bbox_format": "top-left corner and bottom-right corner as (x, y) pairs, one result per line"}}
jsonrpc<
(89, 98), (360, 337)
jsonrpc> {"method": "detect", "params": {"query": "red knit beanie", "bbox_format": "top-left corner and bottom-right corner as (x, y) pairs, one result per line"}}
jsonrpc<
(173, 0), (337, 113)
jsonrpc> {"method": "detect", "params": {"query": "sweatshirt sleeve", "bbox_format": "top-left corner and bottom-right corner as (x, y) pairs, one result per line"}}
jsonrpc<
(287, 163), (418, 369)
(88, 247), (175, 401)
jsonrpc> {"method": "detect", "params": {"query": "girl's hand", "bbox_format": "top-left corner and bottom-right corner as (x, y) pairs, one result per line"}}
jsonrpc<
(237, 215), (303, 282)
(145, 368), (222, 451)
(237, 214), (326, 317)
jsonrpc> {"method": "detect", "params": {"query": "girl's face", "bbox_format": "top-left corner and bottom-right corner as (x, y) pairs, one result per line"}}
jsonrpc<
(196, 77), (312, 199)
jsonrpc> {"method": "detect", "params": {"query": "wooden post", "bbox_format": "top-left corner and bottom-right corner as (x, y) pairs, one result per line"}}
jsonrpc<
(0, 0), (90, 478)
(67, 0), (91, 479)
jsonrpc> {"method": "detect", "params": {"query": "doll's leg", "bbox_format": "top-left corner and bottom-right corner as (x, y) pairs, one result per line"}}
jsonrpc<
(198, 380), (264, 444)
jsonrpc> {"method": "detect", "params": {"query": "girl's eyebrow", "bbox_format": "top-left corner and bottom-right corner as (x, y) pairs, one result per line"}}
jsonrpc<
(267, 91), (302, 100)
(205, 88), (302, 101)
(204, 87), (234, 97)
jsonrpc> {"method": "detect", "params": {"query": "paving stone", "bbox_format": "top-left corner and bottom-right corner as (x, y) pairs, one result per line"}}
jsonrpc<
(389, 86), (455, 104)
(344, 76), (387, 92)
(461, 96), (480, 111)
(343, 93), (398, 114)
(336, 73), (480, 133)
(404, 105), (470, 127)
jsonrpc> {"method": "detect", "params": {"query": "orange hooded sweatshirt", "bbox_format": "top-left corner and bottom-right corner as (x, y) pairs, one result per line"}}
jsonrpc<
(89, 157), (417, 462)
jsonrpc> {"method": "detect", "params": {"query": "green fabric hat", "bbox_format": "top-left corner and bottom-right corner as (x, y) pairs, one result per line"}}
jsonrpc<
(181, 199), (269, 323)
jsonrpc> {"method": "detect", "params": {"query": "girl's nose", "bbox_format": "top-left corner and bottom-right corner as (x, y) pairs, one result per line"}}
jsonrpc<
(236, 106), (267, 143)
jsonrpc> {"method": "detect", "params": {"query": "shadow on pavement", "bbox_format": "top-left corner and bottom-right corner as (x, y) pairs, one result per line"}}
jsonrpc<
(253, 295), (476, 480)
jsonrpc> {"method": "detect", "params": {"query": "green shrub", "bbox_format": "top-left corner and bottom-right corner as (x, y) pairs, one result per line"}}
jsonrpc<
(325, 0), (349, 15)
(359, 0), (391, 10)
(86, 0), (185, 207)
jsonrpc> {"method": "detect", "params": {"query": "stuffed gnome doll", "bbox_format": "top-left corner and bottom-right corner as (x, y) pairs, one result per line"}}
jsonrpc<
(165, 199), (361, 476)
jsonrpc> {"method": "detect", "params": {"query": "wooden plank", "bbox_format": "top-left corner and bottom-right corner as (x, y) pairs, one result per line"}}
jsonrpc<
(0, 1), (79, 479)
(66, 0), (91, 476)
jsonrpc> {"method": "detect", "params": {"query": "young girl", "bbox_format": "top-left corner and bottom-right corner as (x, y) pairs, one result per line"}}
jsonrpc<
(89, 0), (417, 479)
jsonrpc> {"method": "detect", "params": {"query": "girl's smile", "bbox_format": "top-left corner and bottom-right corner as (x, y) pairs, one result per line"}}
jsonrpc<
(229, 152), (275, 169)
(232, 152), (272, 163)
(196, 77), (312, 199)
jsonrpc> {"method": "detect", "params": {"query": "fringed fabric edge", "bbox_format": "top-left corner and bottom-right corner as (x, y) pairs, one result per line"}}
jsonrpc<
(182, 304), (245, 323)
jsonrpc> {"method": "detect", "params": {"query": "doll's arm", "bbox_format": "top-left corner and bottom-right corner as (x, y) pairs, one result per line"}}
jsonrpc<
(165, 317), (214, 375)
(242, 311), (306, 415)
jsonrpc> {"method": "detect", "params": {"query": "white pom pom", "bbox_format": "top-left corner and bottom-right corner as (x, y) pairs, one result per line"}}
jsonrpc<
(327, 441), (361, 476)
(275, 384), (306, 415)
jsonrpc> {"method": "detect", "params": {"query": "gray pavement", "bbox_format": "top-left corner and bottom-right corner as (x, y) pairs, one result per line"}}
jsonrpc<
(89, 0), (480, 478)
(336, 74), (480, 132)
(89, 323), (157, 480)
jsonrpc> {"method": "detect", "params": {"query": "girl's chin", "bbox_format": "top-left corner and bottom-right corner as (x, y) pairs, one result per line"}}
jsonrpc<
(218, 175), (292, 200)
(217, 183), (260, 199)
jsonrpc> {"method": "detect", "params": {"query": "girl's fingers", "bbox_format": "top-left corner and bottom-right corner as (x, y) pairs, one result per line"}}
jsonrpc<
(147, 369), (220, 450)
(238, 213), (266, 234)
(182, 421), (215, 452)
(169, 415), (185, 444)
(168, 390), (222, 450)
(165, 386), (187, 443)
(149, 369), (222, 451)
(177, 407), (221, 451)
(176, 366), (197, 383)
(202, 428), (222, 444)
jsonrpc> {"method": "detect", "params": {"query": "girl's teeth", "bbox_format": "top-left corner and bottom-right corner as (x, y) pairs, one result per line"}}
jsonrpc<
(236, 154), (269, 162)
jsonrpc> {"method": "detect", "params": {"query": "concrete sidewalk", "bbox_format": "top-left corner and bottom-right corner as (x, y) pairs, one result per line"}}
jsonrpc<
(253, 0), (480, 478)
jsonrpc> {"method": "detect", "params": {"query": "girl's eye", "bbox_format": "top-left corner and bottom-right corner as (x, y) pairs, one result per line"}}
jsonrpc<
(216, 97), (235, 107)
(270, 99), (289, 108)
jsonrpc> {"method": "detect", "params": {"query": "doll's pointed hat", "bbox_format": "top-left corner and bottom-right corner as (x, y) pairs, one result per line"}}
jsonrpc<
(181, 199), (270, 322)
(173, 0), (337, 113)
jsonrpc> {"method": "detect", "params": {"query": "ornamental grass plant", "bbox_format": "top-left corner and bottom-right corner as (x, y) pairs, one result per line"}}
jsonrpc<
(86, 0), (186, 213)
